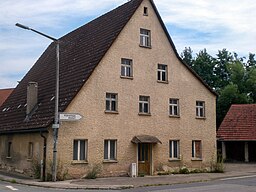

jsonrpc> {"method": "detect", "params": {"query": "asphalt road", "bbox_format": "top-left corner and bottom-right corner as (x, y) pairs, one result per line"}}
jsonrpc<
(1, 175), (256, 191)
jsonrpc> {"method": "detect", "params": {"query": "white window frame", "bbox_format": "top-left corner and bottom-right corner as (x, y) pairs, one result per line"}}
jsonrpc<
(139, 96), (150, 114)
(192, 140), (202, 159)
(169, 140), (180, 159)
(104, 140), (117, 161)
(140, 28), (151, 47)
(169, 98), (179, 116)
(121, 58), (133, 77)
(196, 101), (205, 117)
(106, 93), (118, 112)
(73, 139), (88, 161)
(157, 64), (168, 82)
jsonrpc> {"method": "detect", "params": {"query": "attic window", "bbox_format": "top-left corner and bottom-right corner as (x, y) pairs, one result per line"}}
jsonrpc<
(143, 7), (148, 16)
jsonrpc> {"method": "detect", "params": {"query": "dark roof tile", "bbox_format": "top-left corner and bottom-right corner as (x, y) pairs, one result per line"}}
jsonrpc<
(217, 104), (256, 141)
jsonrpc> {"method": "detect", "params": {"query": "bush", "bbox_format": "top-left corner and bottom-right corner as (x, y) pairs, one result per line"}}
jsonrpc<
(179, 167), (189, 174)
(31, 158), (41, 179)
(85, 164), (102, 179)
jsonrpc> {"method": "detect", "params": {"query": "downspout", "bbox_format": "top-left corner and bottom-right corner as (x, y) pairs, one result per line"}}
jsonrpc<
(40, 131), (47, 181)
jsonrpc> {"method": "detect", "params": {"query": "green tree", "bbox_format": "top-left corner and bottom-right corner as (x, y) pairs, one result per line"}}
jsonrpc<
(214, 49), (234, 91)
(180, 47), (194, 67)
(193, 49), (216, 88)
(217, 84), (249, 127)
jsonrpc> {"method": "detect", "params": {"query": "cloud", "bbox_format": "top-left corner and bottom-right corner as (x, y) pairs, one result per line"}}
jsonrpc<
(0, 0), (255, 89)
(156, 0), (256, 55)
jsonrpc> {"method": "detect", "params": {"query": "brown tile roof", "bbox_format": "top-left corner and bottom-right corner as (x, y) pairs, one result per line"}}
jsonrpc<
(0, 0), (144, 133)
(217, 104), (256, 141)
(0, 88), (14, 106)
(0, 0), (216, 134)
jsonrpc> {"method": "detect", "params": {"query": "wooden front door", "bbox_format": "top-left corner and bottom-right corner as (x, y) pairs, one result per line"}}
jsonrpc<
(138, 143), (151, 175)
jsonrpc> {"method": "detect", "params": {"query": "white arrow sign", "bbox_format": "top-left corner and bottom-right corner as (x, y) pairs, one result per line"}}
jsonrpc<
(59, 113), (83, 121)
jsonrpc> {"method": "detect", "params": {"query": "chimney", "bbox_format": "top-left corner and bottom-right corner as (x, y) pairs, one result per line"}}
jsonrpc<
(26, 82), (38, 115)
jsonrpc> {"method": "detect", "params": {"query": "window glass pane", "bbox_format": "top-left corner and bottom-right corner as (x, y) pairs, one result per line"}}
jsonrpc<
(73, 140), (78, 160)
(162, 72), (166, 81)
(104, 140), (108, 159)
(110, 140), (116, 160)
(111, 100), (116, 111)
(173, 141), (178, 158)
(139, 103), (143, 113)
(80, 140), (85, 160)
(106, 100), (110, 111)
(169, 141), (172, 158)
(121, 66), (125, 76)
(144, 103), (149, 113)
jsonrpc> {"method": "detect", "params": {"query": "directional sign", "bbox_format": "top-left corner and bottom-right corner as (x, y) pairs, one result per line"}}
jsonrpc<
(59, 113), (83, 121)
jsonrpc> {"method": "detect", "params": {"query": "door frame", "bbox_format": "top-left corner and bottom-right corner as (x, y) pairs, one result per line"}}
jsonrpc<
(137, 143), (153, 176)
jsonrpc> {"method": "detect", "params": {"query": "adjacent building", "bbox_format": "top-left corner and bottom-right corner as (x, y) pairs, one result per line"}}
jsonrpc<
(217, 104), (256, 162)
(0, 0), (217, 179)
(0, 88), (13, 106)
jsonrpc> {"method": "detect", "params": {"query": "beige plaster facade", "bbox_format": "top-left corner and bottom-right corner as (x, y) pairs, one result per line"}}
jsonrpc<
(0, 0), (216, 179)
(55, 0), (216, 177)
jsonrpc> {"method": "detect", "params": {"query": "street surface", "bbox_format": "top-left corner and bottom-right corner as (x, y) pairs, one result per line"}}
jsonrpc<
(0, 175), (256, 191)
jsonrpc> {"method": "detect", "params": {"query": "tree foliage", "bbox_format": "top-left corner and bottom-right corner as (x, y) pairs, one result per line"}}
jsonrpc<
(181, 47), (256, 127)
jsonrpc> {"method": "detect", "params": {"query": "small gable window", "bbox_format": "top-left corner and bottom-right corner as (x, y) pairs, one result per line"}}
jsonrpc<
(157, 64), (168, 82)
(143, 7), (148, 16)
(121, 58), (133, 78)
(140, 28), (151, 48)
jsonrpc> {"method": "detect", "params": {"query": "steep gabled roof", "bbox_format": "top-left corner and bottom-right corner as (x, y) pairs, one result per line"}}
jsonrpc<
(0, 0), (144, 133)
(217, 104), (256, 141)
(0, 88), (14, 106)
(0, 0), (216, 134)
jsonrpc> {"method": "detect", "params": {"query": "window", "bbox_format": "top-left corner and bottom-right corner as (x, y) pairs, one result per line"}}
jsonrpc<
(143, 7), (148, 16)
(106, 93), (118, 112)
(121, 58), (133, 77)
(73, 140), (87, 161)
(169, 140), (180, 159)
(157, 64), (168, 82)
(104, 140), (117, 160)
(196, 101), (205, 117)
(169, 99), (179, 116)
(7, 142), (12, 158)
(140, 28), (151, 47)
(192, 140), (202, 159)
(28, 142), (33, 159)
(139, 96), (150, 114)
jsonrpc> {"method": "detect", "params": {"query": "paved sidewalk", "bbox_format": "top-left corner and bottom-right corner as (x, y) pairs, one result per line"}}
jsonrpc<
(0, 163), (256, 190)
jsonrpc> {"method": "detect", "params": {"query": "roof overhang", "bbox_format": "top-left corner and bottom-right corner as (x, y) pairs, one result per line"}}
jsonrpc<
(131, 135), (162, 144)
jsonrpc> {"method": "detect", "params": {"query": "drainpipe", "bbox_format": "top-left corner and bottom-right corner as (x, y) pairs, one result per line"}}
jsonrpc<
(40, 131), (47, 181)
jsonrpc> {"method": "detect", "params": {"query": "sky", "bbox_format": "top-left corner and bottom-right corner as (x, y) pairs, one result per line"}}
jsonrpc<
(0, 0), (255, 89)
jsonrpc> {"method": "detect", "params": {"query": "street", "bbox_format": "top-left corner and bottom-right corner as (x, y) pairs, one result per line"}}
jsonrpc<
(0, 175), (256, 192)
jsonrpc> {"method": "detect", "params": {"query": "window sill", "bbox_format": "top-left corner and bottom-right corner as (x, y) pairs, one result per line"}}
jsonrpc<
(191, 158), (203, 161)
(103, 160), (118, 163)
(168, 158), (181, 162)
(138, 113), (151, 116)
(105, 111), (119, 114)
(157, 80), (169, 84)
(120, 76), (133, 80)
(6, 157), (12, 159)
(27, 158), (33, 162)
(169, 115), (180, 118)
(139, 44), (152, 49)
(195, 116), (206, 120)
(71, 160), (88, 165)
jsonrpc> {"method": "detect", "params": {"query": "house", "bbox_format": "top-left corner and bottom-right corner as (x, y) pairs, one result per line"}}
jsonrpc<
(0, 0), (217, 179)
(0, 88), (13, 106)
(217, 104), (256, 162)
